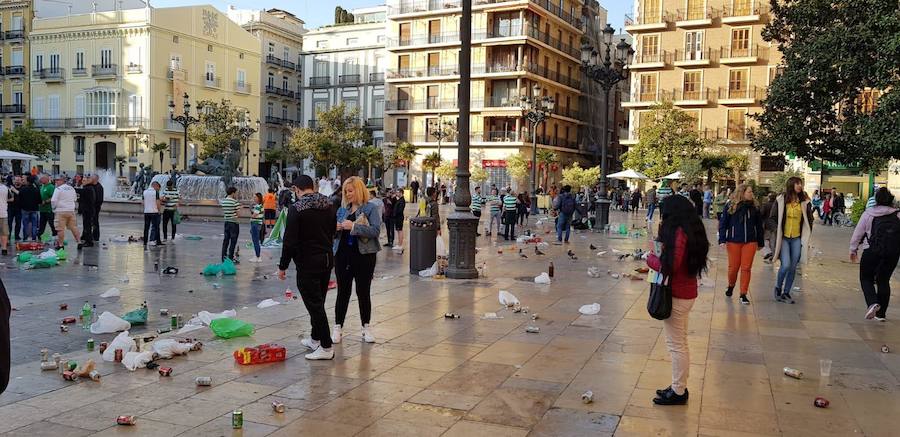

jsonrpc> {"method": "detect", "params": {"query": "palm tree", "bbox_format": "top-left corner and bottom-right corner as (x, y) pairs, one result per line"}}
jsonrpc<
(421, 151), (442, 186)
(536, 149), (558, 190)
(150, 142), (169, 173)
(115, 155), (127, 177)
(394, 141), (417, 185)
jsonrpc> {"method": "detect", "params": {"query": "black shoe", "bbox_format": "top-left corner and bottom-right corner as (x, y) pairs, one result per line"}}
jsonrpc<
(782, 292), (794, 304)
(725, 286), (734, 297)
(77, 243), (83, 250)
(653, 387), (689, 405)
(774, 287), (783, 301)
(383, 243), (392, 247)
(1, 249), (6, 256)
(740, 295), (750, 305)
(656, 386), (673, 396)
(82, 242), (94, 247)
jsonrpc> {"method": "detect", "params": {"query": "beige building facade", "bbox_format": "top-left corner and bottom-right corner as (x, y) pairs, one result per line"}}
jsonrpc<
(623, 0), (782, 184)
(0, 0), (31, 133)
(29, 5), (261, 178)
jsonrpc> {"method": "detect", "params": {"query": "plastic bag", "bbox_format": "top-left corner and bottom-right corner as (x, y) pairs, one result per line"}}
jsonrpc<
(27, 256), (58, 269)
(209, 317), (254, 339)
(151, 339), (194, 359)
(436, 237), (447, 258)
(257, 298), (281, 309)
(498, 290), (520, 307)
(55, 248), (68, 261)
(579, 303), (601, 315)
(102, 331), (136, 361)
(534, 272), (551, 284)
(122, 351), (154, 371)
(37, 249), (57, 259)
(221, 259), (237, 275)
(418, 261), (439, 278)
(173, 210), (182, 225)
(91, 311), (132, 334)
(197, 309), (237, 326)
(587, 267), (601, 278)
(16, 252), (32, 263)
(176, 324), (205, 335)
(100, 287), (121, 298)
(122, 306), (148, 325)
(202, 263), (222, 276)
(185, 235), (203, 240)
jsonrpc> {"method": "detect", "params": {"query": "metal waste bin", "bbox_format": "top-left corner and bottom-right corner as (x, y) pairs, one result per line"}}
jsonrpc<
(409, 216), (437, 274)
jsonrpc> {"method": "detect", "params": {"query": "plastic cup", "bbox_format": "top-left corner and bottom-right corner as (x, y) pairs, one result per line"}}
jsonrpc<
(819, 359), (832, 378)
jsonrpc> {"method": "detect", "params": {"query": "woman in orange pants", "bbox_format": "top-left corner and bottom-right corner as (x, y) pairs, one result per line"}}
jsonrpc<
(717, 184), (765, 305)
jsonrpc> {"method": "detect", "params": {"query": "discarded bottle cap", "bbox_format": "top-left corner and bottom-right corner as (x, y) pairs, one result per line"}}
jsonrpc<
(814, 396), (829, 408)
(581, 390), (594, 404)
(882, 345), (890, 354)
(272, 401), (285, 413)
(159, 309), (169, 316)
(525, 326), (540, 333)
(783, 367), (803, 379)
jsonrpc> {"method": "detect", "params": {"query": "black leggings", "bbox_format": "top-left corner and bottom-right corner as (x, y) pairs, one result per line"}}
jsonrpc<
(334, 250), (377, 326)
(860, 249), (899, 318)
(162, 210), (177, 239)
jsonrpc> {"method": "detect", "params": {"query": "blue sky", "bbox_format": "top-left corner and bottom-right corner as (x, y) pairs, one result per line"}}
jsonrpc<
(149, 0), (628, 30)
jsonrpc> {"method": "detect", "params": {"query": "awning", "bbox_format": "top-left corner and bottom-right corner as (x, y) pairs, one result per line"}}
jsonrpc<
(661, 171), (682, 180)
(0, 150), (38, 160)
(607, 169), (649, 180)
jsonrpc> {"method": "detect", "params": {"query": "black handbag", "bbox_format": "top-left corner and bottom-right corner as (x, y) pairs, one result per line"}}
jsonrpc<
(647, 278), (672, 320)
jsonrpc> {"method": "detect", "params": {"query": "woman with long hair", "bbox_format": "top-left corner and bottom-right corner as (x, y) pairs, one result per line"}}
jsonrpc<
(850, 187), (900, 321)
(647, 195), (709, 405)
(769, 176), (813, 303)
(333, 176), (382, 344)
(718, 184), (764, 304)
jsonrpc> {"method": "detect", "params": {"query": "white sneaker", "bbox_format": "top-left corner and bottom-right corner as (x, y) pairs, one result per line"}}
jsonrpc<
(361, 325), (375, 343)
(866, 304), (881, 320)
(392, 245), (403, 251)
(249, 257), (262, 263)
(331, 325), (342, 344)
(875, 316), (887, 322)
(305, 347), (334, 360)
(300, 337), (320, 350)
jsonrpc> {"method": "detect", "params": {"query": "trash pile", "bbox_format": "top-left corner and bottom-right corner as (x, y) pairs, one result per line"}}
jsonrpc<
(18, 248), (64, 270)
(202, 259), (237, 276)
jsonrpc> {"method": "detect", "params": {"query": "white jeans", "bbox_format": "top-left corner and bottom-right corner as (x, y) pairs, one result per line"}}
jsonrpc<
(664, 297), (695, 395)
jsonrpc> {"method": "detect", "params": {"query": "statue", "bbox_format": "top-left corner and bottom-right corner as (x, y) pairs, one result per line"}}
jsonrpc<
(133, 163), (150, 195)
(189, 138), (243, 187)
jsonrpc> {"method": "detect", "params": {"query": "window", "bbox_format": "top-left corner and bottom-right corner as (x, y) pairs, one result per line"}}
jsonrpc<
(173, 35), (179, 43)
(638, 73), (658, 101)
(397, 55), (410, 74)
(74, 95), (84, 119)
(377, 35), (386, 43)
(373, 96), (384, 118)
(857, 89), (881, 114)
(396, 119), (409, 141)
(281, 105), (288, 120)
(682, 71), (702, 100)
(267, 103), (274, 117)
(236, 69), (246, 87)
(268, 42), (275, 54)
(492, 12), (521, 37)
(48, 95), (60, 119)
(267, 72), (274, 87)
(343, 58), (358, 76)
(100, 48), (113, 67)
(726, 109), (747, 140)
(640, 0), (661, 22)
(427, 52), (440, 75)
(51, 136), (61, 156)
(35, 54), (43, 71)
(128, 137), (139, 157)
(314, 59), (327, 77)
(640, 35), (659, 62)
(11, 14), (22, 30)
(346, 37), (358, 45)
(169, 138), (181, 160)
(85, 90), (118, 127)
(683, 110), (700, 132)
(75, 50), (85, 70)
(767, 65), (782, 85)
(282, 76), (288, 90)
(316, 40), (328, 48)
(207, 45), (213, 52)
(397, 87), (410, 109)
(11, 49), (22, 66)
(74, 137), (86, 155)
(684, 31), (704, 60)
(728, 68), (749, 98)
(128, 95), (142, 122)
(205, 62), (215, 82)
(426, 85), (439, 109)
(428, 20), (441, 43)
(425, 118), (438, 142)
(685, 0), (705, 20)
(399, 23), (411, 45)
(730, 27), (751, 57)
(50, 54), (60, 71)
(283, 47), (290, 62)
(313, 100), (328, 119)
(32, 96), (44, 119)
(733, 0), (753, 16)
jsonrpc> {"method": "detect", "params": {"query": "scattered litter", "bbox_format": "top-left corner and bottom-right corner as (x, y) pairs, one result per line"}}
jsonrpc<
(609, 272), (621, 279)
(100, 287), (121, 298)
(102, 331), (136, 362)
(162, 266), (179, 275)
(91, 312), (131, 334)
(195, 309), (237, 326)
(444, 313), (460, 319)
(122, 303), (148, 325)
(499, 290), (520, 306)
(635, 267), (649, 274)
(582, 390), (594, 404)
(783, 367), (803, 379)
(185, 235), (203, 240)
(596, 251), (607, 256)
(119, 276), (130, 283)
(272, 401), (286, 413)
(210, 318), (255, 339)
(176, 324), (205, 335)
(531, 313), (539, 320)
(196, 376), (212, 386)
(152, 339), (199, 359)
(536, 242), (549, 250)
(587, 267), (601, 278)
(882, 345), (890, 353)
(534, 272), (551, 284)
(257, 299), (281, 309)
(419, 261), (439, 278)
(233, 344), (286, 365)
(525, 326), (540, 333)
(792, 286), (801, 292)
(814, 396), (829, 408)
(482, 312), (502, 320)
(122, 351), (155, 371)
(75, 359), (96, 378)
(579, 303), (601, 315)
(589, 244), (597, 250)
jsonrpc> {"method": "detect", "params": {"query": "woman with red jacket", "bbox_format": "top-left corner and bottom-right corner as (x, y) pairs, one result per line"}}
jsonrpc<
(646, 195), (710, 405)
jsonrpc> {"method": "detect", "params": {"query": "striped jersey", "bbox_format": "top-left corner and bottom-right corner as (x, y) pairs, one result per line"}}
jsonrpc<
(221, 197), (241, 222)
(471, 192), (484, 212)
(488, 195), (501, 213)
(503, 193), (517, 211)
(250, 203), (264, 224)
(162, 189), (179, 210)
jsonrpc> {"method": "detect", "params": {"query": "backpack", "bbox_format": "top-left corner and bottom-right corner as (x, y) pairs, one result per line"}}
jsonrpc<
(868, 211), (900, 257)
(560, 194), (576, 215)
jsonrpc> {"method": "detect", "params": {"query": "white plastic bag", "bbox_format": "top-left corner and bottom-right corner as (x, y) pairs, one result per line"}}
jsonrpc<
(534, 272), (551, 284)
(100, 287), (121, 298)
(90, 311), (131, 334)
(257, 298), (281, 309)
(498, 290), (520, 306)
(418, 261), (438, 278)
(37, 249), (57, 259)
(151, 339), (194, 359)
(579, 303), (601, 315)
(102, 331), (136, 362)
(176, 324), (205, 335)
(436, 237), (447, 258)
(122, 351), (154, 371)
(197, 309), (237, 326)
(537, 242), (550, 250)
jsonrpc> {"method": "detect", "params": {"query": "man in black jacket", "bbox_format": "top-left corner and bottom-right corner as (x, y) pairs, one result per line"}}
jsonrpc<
(90, 175), (104, 241)
(17, 176), (42, 242)
(689, 184), (704, 217)
(278, 175), (336, 360)
(76, 177), (96, 247)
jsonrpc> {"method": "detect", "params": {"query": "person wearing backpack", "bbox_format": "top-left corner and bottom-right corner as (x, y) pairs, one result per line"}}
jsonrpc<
(850, 187), (900, 321)
(553, 185), (576, 243)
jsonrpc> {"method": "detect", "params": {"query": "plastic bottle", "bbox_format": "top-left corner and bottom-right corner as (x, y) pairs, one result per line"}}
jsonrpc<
(91, 304), (98, 325)
(81, 301), (92, 330)
(548, 262), (555, 278)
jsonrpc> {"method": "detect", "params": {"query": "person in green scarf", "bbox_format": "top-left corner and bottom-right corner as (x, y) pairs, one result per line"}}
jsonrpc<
(713, 188), (730, 220)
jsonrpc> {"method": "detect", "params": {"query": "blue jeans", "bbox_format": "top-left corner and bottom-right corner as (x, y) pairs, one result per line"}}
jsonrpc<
(488, 211), (501, 234)
(776, 237), (802, 295)
(646, 203), (657, 221)
(250, 222), (262, 257)
(556, 212), (571, 242)
(222, 222), (239, 261)
(21, 211), (39, 240)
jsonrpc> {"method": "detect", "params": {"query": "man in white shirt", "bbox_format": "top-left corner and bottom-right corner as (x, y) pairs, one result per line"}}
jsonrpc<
(142, 181), (162, 249)
(0, 183), (8, 256)
(50, 175), (80, 251)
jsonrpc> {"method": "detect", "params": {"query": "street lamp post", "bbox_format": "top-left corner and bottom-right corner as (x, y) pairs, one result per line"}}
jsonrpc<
(580, 24), (632, 230)
(520, 85), (554, 216)
(168, 93), (202, 171)
(428, 116), (455, 187)
(236, 112), (260, 176)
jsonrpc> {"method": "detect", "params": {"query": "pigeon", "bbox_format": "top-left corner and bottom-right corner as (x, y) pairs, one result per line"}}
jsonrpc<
(567, 250), (578, 260)
(534, 246), (545, 256)
(617, 254), (631, 261)
(590, 244), (597, 250)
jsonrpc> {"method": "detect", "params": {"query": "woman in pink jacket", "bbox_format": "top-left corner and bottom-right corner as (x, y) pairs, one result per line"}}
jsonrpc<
(850, 187), (900, 321)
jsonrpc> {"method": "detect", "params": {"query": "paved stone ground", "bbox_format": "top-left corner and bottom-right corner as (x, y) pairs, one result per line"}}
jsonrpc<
(0, 206), (898, 436)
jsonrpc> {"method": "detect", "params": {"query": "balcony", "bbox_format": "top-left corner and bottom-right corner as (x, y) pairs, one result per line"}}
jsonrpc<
(309, 76), (330, 87)
(672, 88), (713, 106)
(526, 26), (580, 59)
(718, 127), (754, 143)
(35, 68), (65, 83)
(72, 67), (88, 77)
(266, 140), (277, 148)
(4, 66), (25, 78)
(388, 0), (461, 16)
(675, 6), (718, 27)
(472, 62), (519, 75)
(365, 118), (384, 129)
(203, 75), (222, 88)
(526, 0), (582, 30)
(718, 86), (766, 105)
(387, 31), (461, 48)
(0, 104), (25, 115)
(281, 59), (296, 70)
(266, 54), (284, 68)
(339, 74), (361, 85)
(386, 98), (458, 111)
(622, 90), (673, 108)
(33, 117), (148, 131)
(552, 105), (581, 120)
(92, 64), (118, 78)
(126, 64), (143, 74)
(719, 45), (763, 64)
(624, 11), (671, 32)
(524, 63), (580, 89)
(673, 49), (712, 67)
(263, 86), (295, 99)
(387, 64), (460, 80)
(479, 130), (520, 143)
(3, 29), (24, 42)
(483, 94), (521, 108)
(32, 119), (68, 131)
(265, 115), (287, 125)
(235, 82), (252, 94)
(630, 51), (668, 70)
(722, 2), (768, 24)
(75, 154), (85, 162)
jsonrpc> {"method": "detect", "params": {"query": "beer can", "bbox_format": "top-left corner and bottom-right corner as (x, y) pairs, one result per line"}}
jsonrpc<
(159, 308), (169, 316)
(581, 390), (594, 404)
(66, 360), (78, 371)
(87, 338), (95, 352)
(158, 367), (173, 377)
(59, 303), (68, 311)
(62, 316), (76, 324)
(40, 361), (58, 371)
(114, 349), (124, 363)
(783, 367), (803, 379)
(171, 315), (178, 329)
(59, 325), (69, 333)
(52, 353), (61, 365)
(89, 370), (101, 381)
(525, 326), (541, 333)
(116, 415), (136, 426)
(814, 396), (830, 408)
(177, 314), (183, 328)
(232, 410), (243, 429)
(62, 370), (77, 381)
(272, 401), (285, 413)
(98, 342), (108, 355)
(195, 376), (212, 386)
(284, 289), (293, 300)
(40, 348), (49, 362)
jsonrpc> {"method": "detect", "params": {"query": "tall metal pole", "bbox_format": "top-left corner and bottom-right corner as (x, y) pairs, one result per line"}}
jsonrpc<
(597, 86), (611, 228)
(531, 125), (539, 215)
(446, 0), (478, 279)
(183, 125), (189, 171)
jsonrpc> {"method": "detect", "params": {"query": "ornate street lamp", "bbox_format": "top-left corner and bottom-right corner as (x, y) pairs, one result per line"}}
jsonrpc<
(236, 111), (260, 176)
(581, 24), (633, 230)
(520, 85), (554, 215)
(427, 116), (456, 186)
(168, 93), (202, 171)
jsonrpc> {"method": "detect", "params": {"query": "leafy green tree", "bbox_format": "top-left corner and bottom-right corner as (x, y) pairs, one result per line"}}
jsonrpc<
(0, 121), (53, 157)
(393, 141), (417, 182)
(561, 162), (601, 190)
(288, 104), (371, 178)
(505, 153), (529, 188)
(622, 101), (711, 178)
(356, 145), (384, 181)
(536, 148), (558, 190)
(150, 142), (168, 173)
(188, 99), (246, 160)
(770, 166), (803, 193)
(753, 0), (900, 171)
(435, 160), (456, 182)
(470, 149), (489, 185)
(678, 158), (705, 185)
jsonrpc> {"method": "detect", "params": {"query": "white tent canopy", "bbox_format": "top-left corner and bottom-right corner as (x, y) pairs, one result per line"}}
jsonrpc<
(607, 169), (649, 180)
(661, 171), (682, 180)
(0, 150), (37, 160)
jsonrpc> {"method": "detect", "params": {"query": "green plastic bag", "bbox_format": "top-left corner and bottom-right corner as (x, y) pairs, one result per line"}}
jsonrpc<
(41, 231), (54, 243)
(122, 306), (148, 325)
(173, 211), (182, 225)
(202, 263), (222, 276)
(17, 252), (32, 263)
(209, 317), (254, 339)
(55, 248), (68, 261)
(28, 256), (58, 269)
(186, 235), (203, 241)
(221, 259), (237, 276)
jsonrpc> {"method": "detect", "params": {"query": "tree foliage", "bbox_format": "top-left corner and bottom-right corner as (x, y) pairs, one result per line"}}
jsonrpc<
(622, 101), (711, 178)
(470, 149), (489, 184)
(435, 160), (457, 181)
(150, 142), (168, 172)
(0, 121), (53, 159)
(770, 166), (803, 193)
(287, 104), (371, 175)
(421, 152), (442, 171)
(505, 153), (530, 187)
(536, 148), (558, 189)
(753, 0), (900, 171)
(678, 158), (705, 185)
(561, 162), (601, 190)
(188, 99), (245, 159)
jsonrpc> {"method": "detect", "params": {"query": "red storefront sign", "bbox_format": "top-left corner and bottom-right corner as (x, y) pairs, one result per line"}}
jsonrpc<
(482, 159), (507, 168)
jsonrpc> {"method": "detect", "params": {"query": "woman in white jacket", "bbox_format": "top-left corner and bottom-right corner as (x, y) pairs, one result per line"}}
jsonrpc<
(769, 177), (813, 304)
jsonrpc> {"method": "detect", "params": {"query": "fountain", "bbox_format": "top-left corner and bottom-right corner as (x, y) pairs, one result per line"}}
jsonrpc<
(150, 174), (268, 203)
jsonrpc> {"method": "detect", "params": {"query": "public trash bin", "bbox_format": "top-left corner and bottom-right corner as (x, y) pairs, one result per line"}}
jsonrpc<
(409, 216), (437, 274)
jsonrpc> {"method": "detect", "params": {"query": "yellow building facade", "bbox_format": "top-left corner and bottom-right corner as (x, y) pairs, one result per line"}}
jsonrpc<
(384, 0), (600, 188)
(29, 5), (261, 178)
(0, 0), (31, 132)
(623, 0), (782, 184)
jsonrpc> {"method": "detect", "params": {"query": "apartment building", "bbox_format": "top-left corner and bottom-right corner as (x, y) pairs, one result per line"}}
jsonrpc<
(227, 7), (305, 177)
(300, 7), (387, 177)
(384, 0), (602, 188)
(622, 0), (782, 184)
(29, 5), (261, 177)
(0, 0), (31, 133)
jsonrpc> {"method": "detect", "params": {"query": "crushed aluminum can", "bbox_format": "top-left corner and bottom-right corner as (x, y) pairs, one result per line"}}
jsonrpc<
(158, 367), (173, 377)
(98, 342), (108, 355)
(814, 396), (830, 408)
(40, 361), (58, 371)
(159, 308), (169, 316)
(114, 349), (124, 363)
(59, 324), (68, 333)
(525, 326), (541, 333)
(62, 370), (77, 381)
(52, 353), (61, 365)
(62, 316), (76, 324)
(444, 313), (460, 319)
(783, 367), (803, 379)
(272, 401), (285, 413)
(882, 345), (890, 354)
(59, 303), (68, 311)
(195, 376), (212, 386)
(66, 360), (77, 371)
(116, 415), (136, 426)
(89, 370), (101, 381)
(581, 390), (594, 404)
(40, 348), (49, 362)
